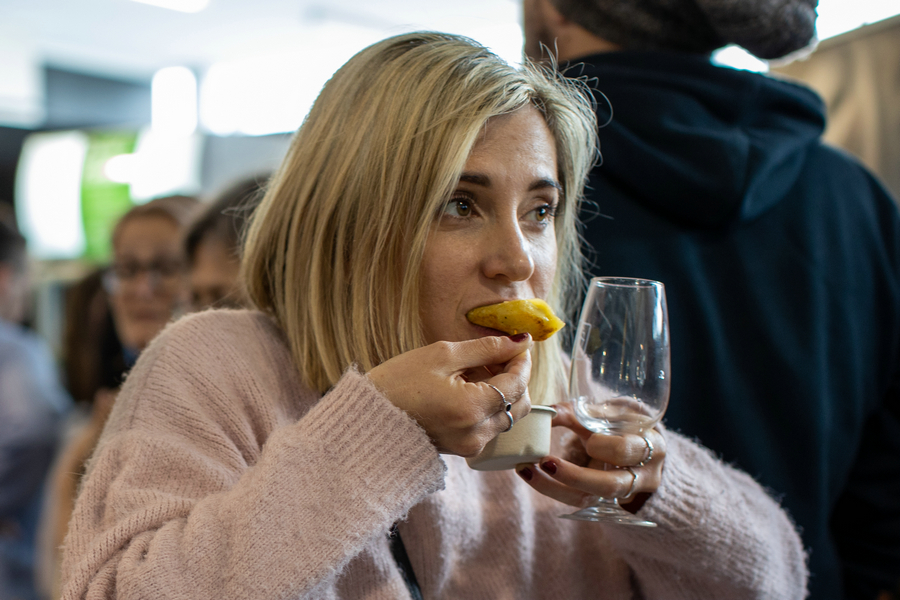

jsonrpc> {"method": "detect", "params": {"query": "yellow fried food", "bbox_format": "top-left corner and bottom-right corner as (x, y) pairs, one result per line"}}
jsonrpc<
(466, 298), (565, 342)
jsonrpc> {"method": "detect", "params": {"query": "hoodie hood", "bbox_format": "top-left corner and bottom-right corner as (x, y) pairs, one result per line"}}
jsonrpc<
(563, 51), (826, 228)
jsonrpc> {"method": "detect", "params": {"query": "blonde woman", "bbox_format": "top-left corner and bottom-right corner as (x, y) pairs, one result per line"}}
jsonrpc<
(60, 33), (806, 599)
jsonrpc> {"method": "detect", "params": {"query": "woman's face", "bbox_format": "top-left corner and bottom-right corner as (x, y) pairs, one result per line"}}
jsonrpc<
(419, 105), (559, 345)
(190, 237), (243, 310)
(109, 215), (187, 351)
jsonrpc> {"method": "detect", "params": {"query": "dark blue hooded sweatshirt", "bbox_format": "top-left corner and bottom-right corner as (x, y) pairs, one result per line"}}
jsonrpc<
(565, 51), (900, 600)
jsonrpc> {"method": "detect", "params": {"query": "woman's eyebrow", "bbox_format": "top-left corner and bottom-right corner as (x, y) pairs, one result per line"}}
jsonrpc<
(459, 173), (490, 186)
(458, 173), (562, 192)
(530, 178), (562, 192)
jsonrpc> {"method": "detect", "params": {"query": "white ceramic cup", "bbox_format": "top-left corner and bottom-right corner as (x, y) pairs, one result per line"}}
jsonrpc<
(466, 404), (557, 471)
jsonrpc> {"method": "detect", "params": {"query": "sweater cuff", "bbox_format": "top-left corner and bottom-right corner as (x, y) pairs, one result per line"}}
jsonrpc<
(295, 367), (446, 513)
(597, 429), (808, 597)
(631, 429), (713, 531)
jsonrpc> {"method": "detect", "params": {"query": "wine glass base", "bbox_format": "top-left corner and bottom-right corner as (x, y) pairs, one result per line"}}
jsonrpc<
(559, 504), (657, 527)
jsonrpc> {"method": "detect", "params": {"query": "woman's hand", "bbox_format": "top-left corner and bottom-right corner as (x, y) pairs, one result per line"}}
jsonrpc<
(367, 334), (533, 457)
(516, 402), (666, 512)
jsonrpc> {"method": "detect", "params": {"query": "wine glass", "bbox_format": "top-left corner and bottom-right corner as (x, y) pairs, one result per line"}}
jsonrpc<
(561, 277), (670, 526)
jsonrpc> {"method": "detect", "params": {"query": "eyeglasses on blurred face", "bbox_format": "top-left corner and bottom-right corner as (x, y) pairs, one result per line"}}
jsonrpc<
(103, 258), (185, 295)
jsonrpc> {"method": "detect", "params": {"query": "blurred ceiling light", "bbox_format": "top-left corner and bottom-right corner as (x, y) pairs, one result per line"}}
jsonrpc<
(0, 28), (44, 128)
(103, 153), (138, 184)
(103, 128), (203, 201)
(200, 54), (316, 136)
(129, 128), (203, 201)
(816, 0), (900, 40)
(200, 23), (382, 136)
(129, 0), (210, 13)
(198, 18), (524, 137)
(15, 131), (88, 259)
(152, 66), (197, 136)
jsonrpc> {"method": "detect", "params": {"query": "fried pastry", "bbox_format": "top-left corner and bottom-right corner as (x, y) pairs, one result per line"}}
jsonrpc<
(466, 298), (565, 342)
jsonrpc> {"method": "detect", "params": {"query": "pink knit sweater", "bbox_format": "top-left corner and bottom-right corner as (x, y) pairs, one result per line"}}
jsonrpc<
(60, 310), (807, 599)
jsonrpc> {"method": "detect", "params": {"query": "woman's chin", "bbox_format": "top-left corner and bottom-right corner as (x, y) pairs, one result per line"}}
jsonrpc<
(121, 323), (168, 351)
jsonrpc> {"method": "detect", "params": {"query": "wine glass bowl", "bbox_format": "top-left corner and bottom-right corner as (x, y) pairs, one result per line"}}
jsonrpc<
(562, 277), (670, 526)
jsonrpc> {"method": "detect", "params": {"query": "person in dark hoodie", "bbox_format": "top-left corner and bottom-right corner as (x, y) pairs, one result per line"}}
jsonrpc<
(522, 1), (900, 598)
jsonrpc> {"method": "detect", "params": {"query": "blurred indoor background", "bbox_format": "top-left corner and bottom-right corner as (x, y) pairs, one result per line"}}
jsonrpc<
(0, 0), (898, 357)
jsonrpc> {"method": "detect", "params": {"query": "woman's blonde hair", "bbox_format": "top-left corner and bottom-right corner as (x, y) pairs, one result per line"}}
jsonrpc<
(242, 32), (597, 401)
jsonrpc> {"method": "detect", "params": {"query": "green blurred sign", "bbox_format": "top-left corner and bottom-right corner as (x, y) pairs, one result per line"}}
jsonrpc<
(80, 131), (137, 261)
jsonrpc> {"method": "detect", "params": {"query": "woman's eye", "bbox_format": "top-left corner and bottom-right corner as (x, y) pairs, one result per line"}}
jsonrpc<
(529, 204), (557, 222)
(443, 198), (473, 218)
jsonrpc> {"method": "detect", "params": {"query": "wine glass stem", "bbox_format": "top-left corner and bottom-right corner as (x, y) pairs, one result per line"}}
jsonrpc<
(585, 497), (624, 514)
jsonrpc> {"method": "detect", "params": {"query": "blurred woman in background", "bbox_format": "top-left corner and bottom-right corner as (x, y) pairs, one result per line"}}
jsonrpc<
(104, 195), (198, 358)
(38, 194), (197, 599)
(185, 177), (265, 311)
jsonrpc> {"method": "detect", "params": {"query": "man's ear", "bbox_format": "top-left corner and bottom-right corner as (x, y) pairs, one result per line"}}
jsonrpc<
(539, 0), (569, 28)
(540, 0), (622, 61)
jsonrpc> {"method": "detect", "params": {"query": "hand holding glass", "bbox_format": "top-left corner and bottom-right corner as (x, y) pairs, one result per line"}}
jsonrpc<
(562, 277), (670, 526)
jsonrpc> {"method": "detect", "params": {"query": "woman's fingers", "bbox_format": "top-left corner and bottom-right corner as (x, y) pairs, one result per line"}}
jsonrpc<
(443, 334), (533, 379)
(516, 457), (645, 507)
(484, 384), (532, 435)
(552, 401), (666, 469)
(516, 462), (594, 508)
(549, 401), (593, 440)
(517, 423), (667, 508)
(582, 428), (666, 469)
(438, 335), (534, 416)
(551, 457), (642, 497)
(366, 334), (534, 456)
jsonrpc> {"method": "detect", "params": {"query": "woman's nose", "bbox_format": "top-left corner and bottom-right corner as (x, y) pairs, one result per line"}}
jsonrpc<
(482, 221), (535, 282)
(130, 271), (159, 297)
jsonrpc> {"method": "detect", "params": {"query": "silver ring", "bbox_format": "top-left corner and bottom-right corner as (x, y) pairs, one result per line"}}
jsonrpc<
(487, 384), (514, 432)
(636, 436), (654, 467)
(622, 467), (638, 500)
(503, 407), (514, 432)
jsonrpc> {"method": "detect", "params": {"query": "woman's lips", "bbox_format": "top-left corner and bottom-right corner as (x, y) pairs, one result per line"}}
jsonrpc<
(470, 323), (508, 337)
(128, 310), (166, 322)
(466, 300), (520, 338)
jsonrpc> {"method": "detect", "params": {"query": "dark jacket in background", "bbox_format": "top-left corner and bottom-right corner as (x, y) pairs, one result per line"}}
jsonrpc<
(565, 51), (900, 600)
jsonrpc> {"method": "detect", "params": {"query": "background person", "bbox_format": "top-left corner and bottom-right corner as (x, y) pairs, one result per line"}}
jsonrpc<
(34, 267), (123, 600)
(521, 0), (900, 597)
(0, 219), (71, 600)
(60, 32), (806, 599)
(185, 176), (266, 311)
(38, 194), (197, 599)
(103, 195), (198, 357)
(62, 268), (129, 405)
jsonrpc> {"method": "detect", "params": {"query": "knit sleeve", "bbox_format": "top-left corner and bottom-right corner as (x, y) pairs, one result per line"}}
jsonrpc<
(600, 429), (809, 599)
(59, 312), (446, 599)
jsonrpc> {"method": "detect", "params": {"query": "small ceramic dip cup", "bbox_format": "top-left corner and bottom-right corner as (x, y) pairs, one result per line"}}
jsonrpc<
(466, 404), (557, 471)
